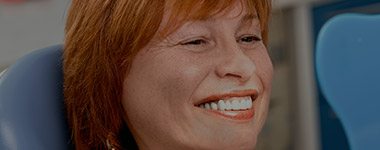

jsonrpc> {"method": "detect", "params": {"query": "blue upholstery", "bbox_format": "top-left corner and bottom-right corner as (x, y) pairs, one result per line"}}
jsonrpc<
(316, 14), (380, 150)
(0, 45), (72, 149)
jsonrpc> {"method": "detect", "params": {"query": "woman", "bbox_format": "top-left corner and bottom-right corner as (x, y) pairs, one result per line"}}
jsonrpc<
(64, 0), (272, 149)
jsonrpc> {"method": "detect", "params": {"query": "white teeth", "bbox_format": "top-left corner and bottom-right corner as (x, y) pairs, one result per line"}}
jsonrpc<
(200, 104), (205, 109)
(224, 111), (239, 116)
(240, 100), (246, 109)
(240, 100), (250, 109)
(205, 103), (210, 109)
(225, 101), (232, 110)
(218, 100), (226, 110)
(199, 96), (253, 111)
(247, 99), (252, 108)
(211, 102), (218, 110)
(231, 100), (240, 110)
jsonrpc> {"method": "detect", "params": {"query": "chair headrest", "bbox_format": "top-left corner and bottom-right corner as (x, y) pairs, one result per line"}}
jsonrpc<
(316, 14), (380, 150)
(0, 45), (73, 149)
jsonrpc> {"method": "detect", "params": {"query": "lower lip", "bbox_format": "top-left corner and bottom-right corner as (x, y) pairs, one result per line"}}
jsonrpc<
(201, 108), (255, 121)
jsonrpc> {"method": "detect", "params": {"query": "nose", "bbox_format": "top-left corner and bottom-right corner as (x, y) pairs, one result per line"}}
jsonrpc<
(215, 46), (256, 83)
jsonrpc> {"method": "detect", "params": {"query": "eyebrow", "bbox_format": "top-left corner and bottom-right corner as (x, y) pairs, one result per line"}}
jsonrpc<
(191, 13), (258, 22)
(242, 14), (258, 21)
(233, 14), (258, 32)
(240, 14), (258, 25)
(176, 13), (259, 34)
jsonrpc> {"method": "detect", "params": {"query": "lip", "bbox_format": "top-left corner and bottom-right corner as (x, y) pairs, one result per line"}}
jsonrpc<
(204, 109), (255, 121)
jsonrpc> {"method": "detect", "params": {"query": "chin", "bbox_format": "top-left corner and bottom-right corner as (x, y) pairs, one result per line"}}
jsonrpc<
(191, 134), (258, 150)
(174, 119), (260, 150)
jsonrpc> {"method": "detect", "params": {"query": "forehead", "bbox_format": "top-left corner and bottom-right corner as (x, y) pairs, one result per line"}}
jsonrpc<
(159, 0), (258, 36)
(213, 1), (257, 21)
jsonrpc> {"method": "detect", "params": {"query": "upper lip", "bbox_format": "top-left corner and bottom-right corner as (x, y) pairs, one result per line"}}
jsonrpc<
(194, 89), (259, 106)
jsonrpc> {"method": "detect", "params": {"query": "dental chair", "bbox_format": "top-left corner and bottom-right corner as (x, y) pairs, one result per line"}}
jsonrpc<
(0, 45), (73, 149)
(315, 14), (380, 150)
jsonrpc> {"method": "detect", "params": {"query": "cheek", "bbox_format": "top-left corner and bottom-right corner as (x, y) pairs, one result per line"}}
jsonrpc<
(158, 64), (205, 104)
(251, 49), (273, 88)
(155, 52), (207, 101)
(122, 51), (207, 120)
(121, 51), (210, 143)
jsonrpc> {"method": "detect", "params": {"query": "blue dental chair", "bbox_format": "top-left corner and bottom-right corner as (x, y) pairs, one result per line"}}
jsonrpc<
(315, 14), (380, 150)
(0, 45), (73, 149)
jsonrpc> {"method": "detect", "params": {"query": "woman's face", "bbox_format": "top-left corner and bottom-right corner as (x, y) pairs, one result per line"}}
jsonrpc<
(122, 2), (273, 150)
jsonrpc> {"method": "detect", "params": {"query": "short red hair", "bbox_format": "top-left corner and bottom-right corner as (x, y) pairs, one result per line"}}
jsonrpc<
(64, 0), (271, 149)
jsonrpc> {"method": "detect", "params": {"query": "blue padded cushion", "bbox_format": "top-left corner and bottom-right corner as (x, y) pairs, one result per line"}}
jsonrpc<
(316, 14), (380, 150)
(0, 45), (72, 149)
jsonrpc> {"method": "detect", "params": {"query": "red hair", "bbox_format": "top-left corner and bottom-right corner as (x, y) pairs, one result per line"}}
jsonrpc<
(63, 0), (271, 149)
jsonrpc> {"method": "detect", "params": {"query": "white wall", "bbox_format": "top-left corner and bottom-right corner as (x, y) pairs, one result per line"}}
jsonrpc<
(0, 0), (70, 69)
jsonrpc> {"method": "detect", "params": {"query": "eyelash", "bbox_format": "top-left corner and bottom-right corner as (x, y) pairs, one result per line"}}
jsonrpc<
(178, 35), (262, 52)
(180, 39), (208, 46)
(238, 35), (262, 44)
(178, 38), (211, 52)
(181, 36), (261, 45)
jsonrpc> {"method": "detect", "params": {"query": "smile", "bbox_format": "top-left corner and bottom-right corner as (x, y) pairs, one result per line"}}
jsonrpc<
(195, 90), (258, 121)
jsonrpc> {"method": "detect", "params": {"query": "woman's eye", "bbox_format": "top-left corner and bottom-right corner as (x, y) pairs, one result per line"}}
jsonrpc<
(238, 35), (262, 44)
(181, 39), (207, 45)
(178, 38), (211, 52)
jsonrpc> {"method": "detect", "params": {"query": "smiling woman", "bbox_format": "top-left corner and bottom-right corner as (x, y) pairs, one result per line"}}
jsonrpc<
(63, 0), (272, 149)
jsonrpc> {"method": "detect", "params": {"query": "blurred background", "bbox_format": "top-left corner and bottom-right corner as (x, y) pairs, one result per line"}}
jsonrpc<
(1, 0), (380, 149)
